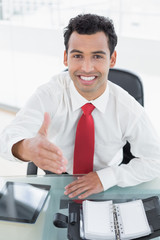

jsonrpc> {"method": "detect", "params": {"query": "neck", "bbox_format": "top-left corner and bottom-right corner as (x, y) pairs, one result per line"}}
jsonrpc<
(78, 84), (107, 101)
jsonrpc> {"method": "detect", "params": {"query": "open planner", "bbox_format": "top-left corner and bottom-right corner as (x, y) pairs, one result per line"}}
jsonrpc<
(81, 199), (152, 240)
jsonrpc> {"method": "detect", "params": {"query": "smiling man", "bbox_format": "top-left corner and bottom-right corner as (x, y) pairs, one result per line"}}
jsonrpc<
(0, 14), (160, 199)
(63, 31), (116, 101)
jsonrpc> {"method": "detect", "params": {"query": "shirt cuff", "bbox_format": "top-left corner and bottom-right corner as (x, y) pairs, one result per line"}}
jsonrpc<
(96, 167), (117, 191)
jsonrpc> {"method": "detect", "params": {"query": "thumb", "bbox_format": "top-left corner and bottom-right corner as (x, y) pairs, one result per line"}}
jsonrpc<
(38, 112), (51, 137)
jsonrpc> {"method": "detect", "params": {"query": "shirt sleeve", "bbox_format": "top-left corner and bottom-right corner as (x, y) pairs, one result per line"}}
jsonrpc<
(0, 94), (43, 161)
(97, 111), (160, 191)
(0, 81), (59, 162)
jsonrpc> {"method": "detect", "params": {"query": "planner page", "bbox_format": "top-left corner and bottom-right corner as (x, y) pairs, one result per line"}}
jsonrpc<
(82, 200), (115, 240)
(116, 200), (151, 239)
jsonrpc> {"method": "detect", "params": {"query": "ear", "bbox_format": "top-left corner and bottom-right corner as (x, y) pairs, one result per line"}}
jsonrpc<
(109, 51), (117, 68)
(63, 50), (68, 67)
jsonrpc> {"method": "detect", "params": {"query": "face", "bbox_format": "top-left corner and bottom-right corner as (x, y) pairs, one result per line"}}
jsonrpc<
(64, 31), (116, 100)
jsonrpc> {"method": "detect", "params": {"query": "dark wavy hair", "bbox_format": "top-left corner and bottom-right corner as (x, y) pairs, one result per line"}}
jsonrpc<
(64, 13), (117, 56)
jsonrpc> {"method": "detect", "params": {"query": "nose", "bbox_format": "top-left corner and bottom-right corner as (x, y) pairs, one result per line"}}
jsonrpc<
(81, 58), (94, 73)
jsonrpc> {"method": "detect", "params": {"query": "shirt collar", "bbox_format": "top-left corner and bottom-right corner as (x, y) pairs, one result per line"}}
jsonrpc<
(70, 80), (109, 113)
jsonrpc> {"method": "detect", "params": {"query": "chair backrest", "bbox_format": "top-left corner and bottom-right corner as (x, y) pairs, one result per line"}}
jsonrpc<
(27, 68), (144, 175)
(108, 68), (144, 106)
(108, 68), (144, 164)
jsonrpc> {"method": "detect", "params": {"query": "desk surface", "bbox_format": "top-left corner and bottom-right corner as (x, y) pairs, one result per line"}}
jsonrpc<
(0, 174), (160, 240)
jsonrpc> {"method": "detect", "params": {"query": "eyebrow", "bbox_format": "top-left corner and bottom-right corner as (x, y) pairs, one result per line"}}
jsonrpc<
(69, 49), (107, 55)
(92, 51), (106, 55)
(70, 49), (83, 54)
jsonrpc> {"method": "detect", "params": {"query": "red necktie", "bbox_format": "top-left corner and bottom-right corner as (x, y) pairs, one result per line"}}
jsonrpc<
(73, 103), (95, 174)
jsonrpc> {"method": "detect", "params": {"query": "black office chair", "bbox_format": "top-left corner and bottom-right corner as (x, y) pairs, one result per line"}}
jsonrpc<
(108, 68), (144, 165)
(108, 68), (144, 106)
(27, 68), (144, 175)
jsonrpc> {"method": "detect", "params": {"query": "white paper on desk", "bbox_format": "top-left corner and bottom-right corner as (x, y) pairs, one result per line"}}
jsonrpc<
(83, 200), (114, 239)
(116, 200), (151, 239)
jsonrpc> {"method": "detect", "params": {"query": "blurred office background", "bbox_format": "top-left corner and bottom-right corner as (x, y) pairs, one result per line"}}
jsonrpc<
(0, 0), (160, 175)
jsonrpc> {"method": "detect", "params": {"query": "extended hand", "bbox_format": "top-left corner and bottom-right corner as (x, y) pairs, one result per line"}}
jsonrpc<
(12, 112), (68, 174)
(64, 172), (103, 199)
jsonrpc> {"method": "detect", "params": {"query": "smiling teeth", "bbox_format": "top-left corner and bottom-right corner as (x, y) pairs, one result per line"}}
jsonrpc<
(80, 76), (96, 81)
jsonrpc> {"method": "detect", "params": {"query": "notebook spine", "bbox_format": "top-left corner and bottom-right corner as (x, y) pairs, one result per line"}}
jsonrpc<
(113, 205), (122, 240)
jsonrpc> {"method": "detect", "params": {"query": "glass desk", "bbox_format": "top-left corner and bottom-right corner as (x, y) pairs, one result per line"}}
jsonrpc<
(0, 174), (160, 240)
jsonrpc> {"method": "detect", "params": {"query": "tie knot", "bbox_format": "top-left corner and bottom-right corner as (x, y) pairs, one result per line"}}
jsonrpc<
(81, 103), (95, 115)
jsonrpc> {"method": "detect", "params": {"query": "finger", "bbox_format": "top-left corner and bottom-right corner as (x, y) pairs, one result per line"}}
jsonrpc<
(38, 112), (51, 136)
(65, 173), (96, 190)
(65, 177), (84, 189)
(46, 163), (67, 174)
(64, 180), (85, 193)
(68, 186), (89, 198)
(37, 158), (67, 174)
(36, 148), (68, 171)
(64, 181), (87, 195)
(47, 162), (67, 174)
(65, 182), (78, 191)
(41, 139), (64, 158)
(65, 173), (103, 198)
(36, 147), (66, 165)
(78, 189), (95, 199)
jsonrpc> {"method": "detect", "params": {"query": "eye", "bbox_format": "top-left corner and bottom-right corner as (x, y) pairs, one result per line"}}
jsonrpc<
(93, 55), (103, 59)
(73, 54), (83, 59)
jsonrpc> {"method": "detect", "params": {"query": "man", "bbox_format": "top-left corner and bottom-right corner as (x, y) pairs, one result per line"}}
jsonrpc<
(0, 14), (160, 199)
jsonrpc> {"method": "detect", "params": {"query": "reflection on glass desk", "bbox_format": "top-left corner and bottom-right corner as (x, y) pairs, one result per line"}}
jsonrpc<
(0, 174), (160, 240)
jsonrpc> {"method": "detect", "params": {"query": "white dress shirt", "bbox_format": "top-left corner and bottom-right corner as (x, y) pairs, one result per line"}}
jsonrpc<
(0, 71), (160, 191)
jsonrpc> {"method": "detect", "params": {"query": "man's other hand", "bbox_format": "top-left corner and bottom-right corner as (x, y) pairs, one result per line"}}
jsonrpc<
(64, 172), (103, 199)
(12, 112), (68, 174)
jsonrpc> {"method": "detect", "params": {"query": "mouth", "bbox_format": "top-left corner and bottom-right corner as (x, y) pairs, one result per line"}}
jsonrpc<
(78, 75), (97, 85)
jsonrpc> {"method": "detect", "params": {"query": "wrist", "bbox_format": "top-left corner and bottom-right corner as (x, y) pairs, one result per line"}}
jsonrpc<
(12, 139), (29, 162)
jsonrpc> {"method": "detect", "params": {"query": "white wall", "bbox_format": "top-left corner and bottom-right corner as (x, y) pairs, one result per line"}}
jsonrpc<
(0, 25), (64, 107)
(117, 37), (160, 77)
(116, 37), (160, 135)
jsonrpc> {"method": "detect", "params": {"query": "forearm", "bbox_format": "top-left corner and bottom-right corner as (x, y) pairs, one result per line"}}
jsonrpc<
(114, 157), (160, 186)
(97, 156), (160, 192)
(12, 140), (29, 162)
